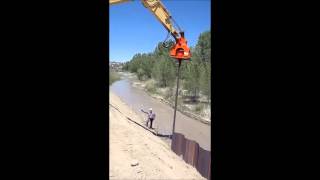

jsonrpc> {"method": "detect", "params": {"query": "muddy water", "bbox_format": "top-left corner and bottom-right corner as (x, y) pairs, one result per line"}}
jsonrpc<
(110, 72), (211, 151)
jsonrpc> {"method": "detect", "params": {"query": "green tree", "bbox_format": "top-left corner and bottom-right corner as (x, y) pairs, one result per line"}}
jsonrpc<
(183, 56), (201, 101)
(137, 68), (145, 80)
(182, 30), (211, 102)
(152, 56), (175, 87)
(122, 62), (129, 71)
(199, 63), (211, 101)
(124, 30), (211, 104)
(194, 31), (211, 64)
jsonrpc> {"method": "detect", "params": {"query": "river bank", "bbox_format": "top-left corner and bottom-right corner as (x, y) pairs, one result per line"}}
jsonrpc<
(109, 91), (206, 179)
(119, 71), (211, 125)
(110, 73), (211, 151)
(109, 70), (121, 85)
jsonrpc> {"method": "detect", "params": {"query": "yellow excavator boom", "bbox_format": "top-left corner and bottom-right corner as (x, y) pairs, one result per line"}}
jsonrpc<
(109, 0), (132, 5)
(109, 0), (190, 60)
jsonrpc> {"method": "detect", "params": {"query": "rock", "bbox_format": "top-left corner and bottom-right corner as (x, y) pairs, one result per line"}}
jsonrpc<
(131, 160), (139, 166)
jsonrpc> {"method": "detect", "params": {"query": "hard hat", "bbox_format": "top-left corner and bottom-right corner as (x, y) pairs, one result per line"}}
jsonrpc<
(149, 108), (152, 111)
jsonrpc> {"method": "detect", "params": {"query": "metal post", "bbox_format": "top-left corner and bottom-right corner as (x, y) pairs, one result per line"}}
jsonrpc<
(171, 59), (182, 139)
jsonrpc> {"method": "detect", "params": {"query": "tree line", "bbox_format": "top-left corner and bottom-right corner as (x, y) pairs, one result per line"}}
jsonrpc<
(123, 31), (211, 102)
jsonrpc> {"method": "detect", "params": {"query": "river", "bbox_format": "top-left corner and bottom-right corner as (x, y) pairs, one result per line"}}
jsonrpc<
(110, 72), (211, 151)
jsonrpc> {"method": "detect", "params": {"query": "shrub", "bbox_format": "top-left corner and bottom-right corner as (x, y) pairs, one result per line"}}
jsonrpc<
(109, 71), (120, 85)
(195, 103), (205, 113)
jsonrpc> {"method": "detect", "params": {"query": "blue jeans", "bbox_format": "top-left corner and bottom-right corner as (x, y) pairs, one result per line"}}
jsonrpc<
(146, 118), (154, 128)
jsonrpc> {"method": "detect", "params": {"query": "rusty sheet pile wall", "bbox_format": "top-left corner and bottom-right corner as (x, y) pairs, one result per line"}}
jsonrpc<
(171, 133), (211, 179)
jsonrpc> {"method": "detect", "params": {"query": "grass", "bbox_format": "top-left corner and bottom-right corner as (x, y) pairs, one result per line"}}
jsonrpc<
(109, 71), (120, 85)
(145, 80), (158, 94)
(195, 103), (205, 113)
(146, 83), (157, 94)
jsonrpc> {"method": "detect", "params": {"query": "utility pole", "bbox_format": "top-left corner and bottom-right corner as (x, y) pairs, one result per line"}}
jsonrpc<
(171, 59), (182, 140)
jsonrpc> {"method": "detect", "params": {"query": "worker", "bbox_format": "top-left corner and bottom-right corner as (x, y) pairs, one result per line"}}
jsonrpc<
(140, 108), (156, 129)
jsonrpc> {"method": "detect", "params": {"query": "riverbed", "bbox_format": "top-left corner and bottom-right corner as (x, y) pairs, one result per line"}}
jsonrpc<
(110, 72), (211, 151)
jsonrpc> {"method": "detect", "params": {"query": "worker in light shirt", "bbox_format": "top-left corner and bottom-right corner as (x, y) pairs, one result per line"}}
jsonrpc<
(140, 108), (156, 129)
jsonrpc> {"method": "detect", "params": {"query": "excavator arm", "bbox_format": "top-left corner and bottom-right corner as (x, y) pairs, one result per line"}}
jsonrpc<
(109, 0), (191, 60)
(110, 0), (132, 5)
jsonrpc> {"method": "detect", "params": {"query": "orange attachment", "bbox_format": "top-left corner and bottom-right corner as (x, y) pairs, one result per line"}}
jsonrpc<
(170, 37), (191, 60)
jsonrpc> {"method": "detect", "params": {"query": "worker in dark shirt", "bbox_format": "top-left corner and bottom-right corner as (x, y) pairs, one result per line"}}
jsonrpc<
(141, 108), (156, 129)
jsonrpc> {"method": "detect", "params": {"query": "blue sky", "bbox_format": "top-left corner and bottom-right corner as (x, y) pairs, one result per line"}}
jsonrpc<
(110, 0), (211, 62)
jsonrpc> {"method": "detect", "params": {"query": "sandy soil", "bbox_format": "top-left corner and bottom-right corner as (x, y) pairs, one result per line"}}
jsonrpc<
(109, 92), (205, 180)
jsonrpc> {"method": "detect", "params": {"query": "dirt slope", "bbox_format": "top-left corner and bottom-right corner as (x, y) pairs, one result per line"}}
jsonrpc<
(109, 92), (205, 180)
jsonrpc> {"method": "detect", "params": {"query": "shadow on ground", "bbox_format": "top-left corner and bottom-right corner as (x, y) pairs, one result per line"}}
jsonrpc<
(110, 103), (172, 139)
